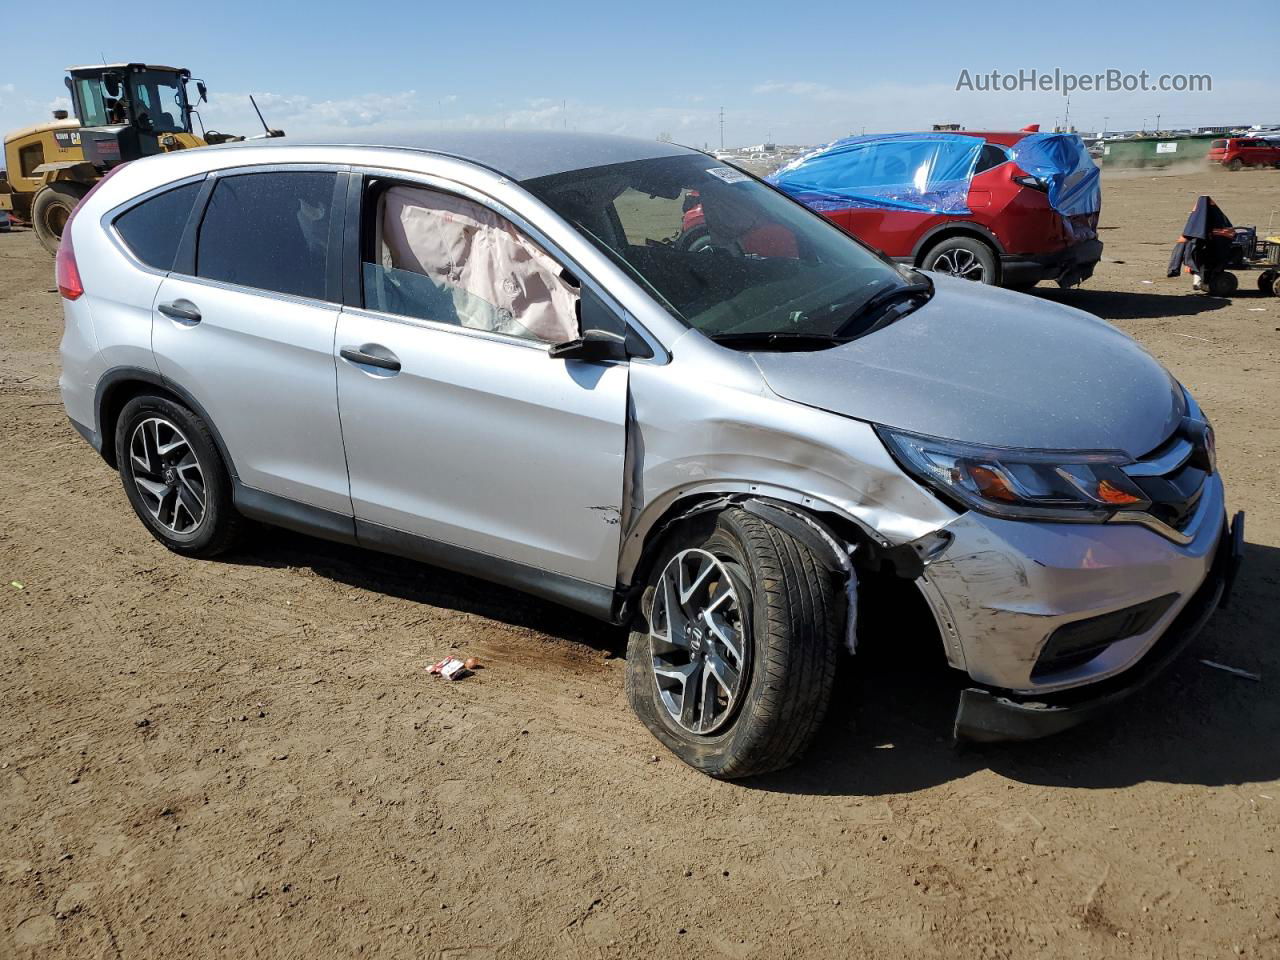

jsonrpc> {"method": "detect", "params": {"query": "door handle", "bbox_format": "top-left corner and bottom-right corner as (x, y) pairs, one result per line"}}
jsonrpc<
(340, 344), (401, 373)
(158, 299), (201, 325)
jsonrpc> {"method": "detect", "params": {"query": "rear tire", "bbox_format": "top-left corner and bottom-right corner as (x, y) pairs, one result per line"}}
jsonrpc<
(1228, 158), (1243, 172)
(115, 395), (243, 558)
(1207, 272), (1238, 297)
(921, 236), (998, 284)
(31, 182), (88, 255)
(625, 508), (843, 779)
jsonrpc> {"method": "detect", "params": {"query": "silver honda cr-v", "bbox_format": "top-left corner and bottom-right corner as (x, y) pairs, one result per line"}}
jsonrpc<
(56, 132), (1242, 778)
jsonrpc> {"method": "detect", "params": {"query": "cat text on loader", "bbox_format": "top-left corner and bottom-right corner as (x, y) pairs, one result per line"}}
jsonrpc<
(0, 63), (283, 254)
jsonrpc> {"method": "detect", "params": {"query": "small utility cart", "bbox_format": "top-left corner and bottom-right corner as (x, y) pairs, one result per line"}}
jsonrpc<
(1169, 198), (1280, 296)
(1256, 235), (1280, 297)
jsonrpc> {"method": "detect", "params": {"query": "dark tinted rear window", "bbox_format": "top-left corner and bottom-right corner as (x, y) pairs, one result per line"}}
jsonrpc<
(196, 171), (335, 300)
(114, 181), (201, 271)
(974, 143), (1008, 173)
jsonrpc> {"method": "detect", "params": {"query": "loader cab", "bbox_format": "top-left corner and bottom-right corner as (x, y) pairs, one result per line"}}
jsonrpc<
(65, 63), (202, 170)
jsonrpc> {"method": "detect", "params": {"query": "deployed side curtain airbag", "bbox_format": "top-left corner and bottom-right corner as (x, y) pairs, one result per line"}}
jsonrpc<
(380, 186), (578, 344)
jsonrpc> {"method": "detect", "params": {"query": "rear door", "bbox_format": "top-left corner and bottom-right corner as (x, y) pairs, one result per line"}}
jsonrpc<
(334, 176), (629, 592)
(151, 167), (353, 516)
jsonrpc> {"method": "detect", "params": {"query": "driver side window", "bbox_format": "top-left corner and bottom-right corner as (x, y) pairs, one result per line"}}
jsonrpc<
(362, 184), (579, 345)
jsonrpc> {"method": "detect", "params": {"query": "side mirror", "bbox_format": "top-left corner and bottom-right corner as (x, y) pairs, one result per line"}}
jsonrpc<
(196, 81), (208, 103)
(549, 328), (628, 362)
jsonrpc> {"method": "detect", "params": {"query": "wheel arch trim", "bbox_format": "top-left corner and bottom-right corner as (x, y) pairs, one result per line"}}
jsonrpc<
(93, 366), (238, 480)
(911, 221), (1006, 263)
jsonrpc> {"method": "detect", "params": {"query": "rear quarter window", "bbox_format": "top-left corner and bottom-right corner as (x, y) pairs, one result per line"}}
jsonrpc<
(974, 143), (1009, 173)
(113, 181), (202, 271)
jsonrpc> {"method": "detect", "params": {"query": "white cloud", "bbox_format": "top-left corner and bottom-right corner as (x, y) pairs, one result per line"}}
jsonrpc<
(189, 87), (725, 147)
(197, 89), (421, 135)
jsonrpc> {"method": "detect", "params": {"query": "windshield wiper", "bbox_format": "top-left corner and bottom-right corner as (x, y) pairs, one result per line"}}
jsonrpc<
(708, 331), (854, 351)
(834, 278), (934, 336)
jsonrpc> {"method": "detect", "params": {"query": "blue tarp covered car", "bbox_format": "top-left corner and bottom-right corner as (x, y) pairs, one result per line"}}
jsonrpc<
(767, 130), (1103, 288)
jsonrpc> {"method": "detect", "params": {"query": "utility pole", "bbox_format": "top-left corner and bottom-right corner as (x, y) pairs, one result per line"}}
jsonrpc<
(1064, 94), (1071, 132)
(1155, 113), (1161, 134)
(719, 106), (725, 150)
(1102, 115), (1109, 137)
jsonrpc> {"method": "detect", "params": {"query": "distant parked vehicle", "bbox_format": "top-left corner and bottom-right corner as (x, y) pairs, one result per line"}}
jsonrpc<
(756, 131), (1103, 290)
(1208, 138), (1280, 171)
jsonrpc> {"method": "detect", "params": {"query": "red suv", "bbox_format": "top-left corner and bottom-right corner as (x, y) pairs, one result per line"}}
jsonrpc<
(746, 131), (1103, 289)
(1208, 137), (1280, 171)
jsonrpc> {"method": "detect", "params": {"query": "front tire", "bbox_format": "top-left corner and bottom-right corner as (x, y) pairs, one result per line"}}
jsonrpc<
(116, 395), (243, 557)
(32, 182), (88, 255)
(920, 236), (998, 284)
(625, 508), (843, 779)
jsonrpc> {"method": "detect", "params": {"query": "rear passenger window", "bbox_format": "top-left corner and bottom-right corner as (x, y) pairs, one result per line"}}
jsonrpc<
(114, 181), (201, 271)
(196, 171), (335, 300)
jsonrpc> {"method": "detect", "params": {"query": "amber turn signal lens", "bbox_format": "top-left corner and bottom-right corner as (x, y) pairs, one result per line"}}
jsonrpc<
(1096, 479), (1142, 505)
(969, 465), (1019, 503)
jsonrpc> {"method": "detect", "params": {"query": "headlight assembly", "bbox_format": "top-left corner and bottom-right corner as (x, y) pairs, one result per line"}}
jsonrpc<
(877, 426), (1150, 522)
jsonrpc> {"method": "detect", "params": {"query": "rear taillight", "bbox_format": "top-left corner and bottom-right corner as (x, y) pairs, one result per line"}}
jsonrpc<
(56, 230), (83, 299)
(54, 164), (126, 301)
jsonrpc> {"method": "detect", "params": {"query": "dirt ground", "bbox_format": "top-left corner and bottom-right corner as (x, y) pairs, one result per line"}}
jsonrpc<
(2, 167), (1278, 960)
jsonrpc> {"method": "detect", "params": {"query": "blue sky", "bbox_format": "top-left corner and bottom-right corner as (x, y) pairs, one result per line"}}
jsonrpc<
(2, 0), (1275, 148)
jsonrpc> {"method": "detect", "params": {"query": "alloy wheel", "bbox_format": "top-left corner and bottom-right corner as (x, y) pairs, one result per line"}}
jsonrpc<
(128, 417), (207, 534)
(932, 248), (987, 281)
(648, 549), (751, 734)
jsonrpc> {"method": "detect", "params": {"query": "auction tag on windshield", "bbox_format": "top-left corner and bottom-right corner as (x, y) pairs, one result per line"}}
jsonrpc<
(706, 166), (751, 184)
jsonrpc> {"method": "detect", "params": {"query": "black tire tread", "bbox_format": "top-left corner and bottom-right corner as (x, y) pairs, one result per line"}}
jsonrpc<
(727, 509), (840, 776)
(116, 395), (243, 558)
(625, 507), (845, 779)
(32, 181), (87, 255)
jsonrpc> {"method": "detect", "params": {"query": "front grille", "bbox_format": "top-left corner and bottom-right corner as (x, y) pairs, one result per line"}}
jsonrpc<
(1123, 421), (1212, 533)
(1032, 594), (1178, 678)
(1132, 463), (1207, 530)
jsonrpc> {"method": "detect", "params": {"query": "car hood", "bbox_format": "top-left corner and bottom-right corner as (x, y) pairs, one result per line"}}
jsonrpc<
(749, 274), (1185, 456)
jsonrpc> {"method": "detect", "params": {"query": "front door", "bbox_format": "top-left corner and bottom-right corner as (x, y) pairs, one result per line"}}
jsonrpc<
(334, 180), (629, 590)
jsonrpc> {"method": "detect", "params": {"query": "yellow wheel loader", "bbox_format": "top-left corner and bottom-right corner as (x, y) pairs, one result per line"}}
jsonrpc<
(1, 63), (280, 253)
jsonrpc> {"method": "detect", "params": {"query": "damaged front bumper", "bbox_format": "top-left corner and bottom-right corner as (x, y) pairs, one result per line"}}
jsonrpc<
(953, 509), (1244, 742)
